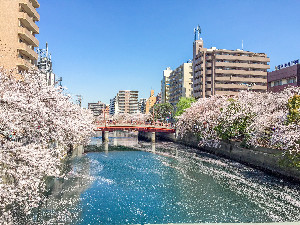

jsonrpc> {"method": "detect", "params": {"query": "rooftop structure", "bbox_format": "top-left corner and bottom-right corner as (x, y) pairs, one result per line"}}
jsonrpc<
(37, 43), (55, 86)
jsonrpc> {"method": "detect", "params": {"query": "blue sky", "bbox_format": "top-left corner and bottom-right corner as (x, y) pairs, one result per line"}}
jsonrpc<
(37, 0), (300, 107)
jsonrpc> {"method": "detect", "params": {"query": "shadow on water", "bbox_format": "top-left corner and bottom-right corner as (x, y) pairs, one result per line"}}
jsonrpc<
(31, 155), (93, 224)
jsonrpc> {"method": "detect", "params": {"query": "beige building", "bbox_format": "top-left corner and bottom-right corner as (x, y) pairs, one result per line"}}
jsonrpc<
(169, 62), (193, 106)
(161, 67), (172, 103)
(0, 0), (40, 73)
(145, 90), (157, 114)
(110, 90), (139, 115)
(193, 38), (270, 99)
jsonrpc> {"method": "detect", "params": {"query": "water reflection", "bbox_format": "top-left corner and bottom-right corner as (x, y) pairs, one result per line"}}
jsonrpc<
(31, 132), (300, 224)
(81, 134), (300, 224)
(152, 142), (156, 153)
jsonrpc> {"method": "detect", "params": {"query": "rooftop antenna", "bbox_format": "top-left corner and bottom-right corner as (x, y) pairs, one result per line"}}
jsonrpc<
(46, 42), (48, 57)
(242, 40), (244, 50)
(194, 25), (201, 41)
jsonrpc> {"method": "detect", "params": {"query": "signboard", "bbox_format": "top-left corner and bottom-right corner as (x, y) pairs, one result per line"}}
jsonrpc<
(277, 59), (299, 70)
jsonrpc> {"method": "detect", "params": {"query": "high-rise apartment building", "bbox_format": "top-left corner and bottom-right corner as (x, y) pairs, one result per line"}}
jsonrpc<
(146, 90), (157, 114)
(192, 30), (270, 99)
(169, 62), (193, 106)
(0, 0), (40, 73)
(110, 90), (139, 115)
(268, 59), (299, 92)
(161, 67), (172, 103)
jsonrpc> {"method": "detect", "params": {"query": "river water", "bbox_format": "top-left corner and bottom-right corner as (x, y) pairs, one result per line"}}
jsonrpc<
(35, 132), (300, 224)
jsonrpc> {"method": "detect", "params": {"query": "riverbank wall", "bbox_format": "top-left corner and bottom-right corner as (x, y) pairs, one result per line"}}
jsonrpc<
(138, 131), (300, 183)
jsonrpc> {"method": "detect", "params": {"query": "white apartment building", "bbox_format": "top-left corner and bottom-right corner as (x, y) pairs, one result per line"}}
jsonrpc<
(161, 67), (172, 103)
(169, 62), (193, 106)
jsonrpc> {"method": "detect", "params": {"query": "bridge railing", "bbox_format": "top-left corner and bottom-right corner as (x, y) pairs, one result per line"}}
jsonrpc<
(95, 120), (175, 128)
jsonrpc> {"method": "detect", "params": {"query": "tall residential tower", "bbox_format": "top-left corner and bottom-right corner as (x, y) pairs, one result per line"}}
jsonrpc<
(192, 27), (270, 98)
(0, 0), (40, 73)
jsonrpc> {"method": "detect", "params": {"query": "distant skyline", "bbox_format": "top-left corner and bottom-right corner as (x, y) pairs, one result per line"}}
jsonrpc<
(38, 0), (300, 107)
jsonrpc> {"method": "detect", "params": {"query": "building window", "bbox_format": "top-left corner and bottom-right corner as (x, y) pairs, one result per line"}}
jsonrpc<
(287, 77), (296, 84)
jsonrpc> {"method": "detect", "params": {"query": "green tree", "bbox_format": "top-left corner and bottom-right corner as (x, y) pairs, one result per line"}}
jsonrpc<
(287, 94), (300, 125)
(175, 97), (197, 117)
(150, 103), (174, 122)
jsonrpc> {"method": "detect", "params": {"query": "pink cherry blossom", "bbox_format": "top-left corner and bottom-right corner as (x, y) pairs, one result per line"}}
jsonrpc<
(0, 68), (94, 224)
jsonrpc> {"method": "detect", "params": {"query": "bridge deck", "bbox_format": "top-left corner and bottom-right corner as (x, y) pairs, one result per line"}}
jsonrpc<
(94, 123), (175, 133)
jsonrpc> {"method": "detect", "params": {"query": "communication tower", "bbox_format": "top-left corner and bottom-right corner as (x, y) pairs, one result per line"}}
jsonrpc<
(37, 43), (56, 86)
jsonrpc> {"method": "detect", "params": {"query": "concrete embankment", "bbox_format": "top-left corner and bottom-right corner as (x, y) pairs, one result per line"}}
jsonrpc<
(138, 131), (300, 183)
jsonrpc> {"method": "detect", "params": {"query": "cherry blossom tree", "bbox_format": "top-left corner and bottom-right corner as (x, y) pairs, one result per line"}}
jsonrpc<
(0, 68), (94, 224)
(177, 87), (300, 160)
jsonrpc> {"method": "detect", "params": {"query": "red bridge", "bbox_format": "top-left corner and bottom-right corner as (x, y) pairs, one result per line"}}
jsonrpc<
(94, 121), (176, 133)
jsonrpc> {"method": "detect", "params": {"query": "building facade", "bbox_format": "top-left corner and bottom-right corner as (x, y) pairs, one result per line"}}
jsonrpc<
(88, 101), (106, 117)
(161, 67), (172, 103)
(109, 97), (117, 115)
(110, 90), (139, 115)
(268, 60), (299, 92)
(193, 37), (270, 99)
(169, 62), (193, 106)
(146, 90), (157, 114)
(156, 92), (162, 104)
(0, 0), (40, 73)
(139, 98), (147, 114)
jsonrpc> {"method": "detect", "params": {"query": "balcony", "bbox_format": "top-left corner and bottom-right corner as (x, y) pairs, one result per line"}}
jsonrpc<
(18, 12), (39, 34)
(18, 27), (39, 47)
(16, 58), (33, 70)
(215, 76), (267, 83)
(215, 69), (267, 76)
(215, 62), (270, 70)
(18, 42), (38, 60)
(215, 54), (270, 63)
(19, 0), (40, 21)
(215, 83), (267, 90)
(30, 0), (40, 8)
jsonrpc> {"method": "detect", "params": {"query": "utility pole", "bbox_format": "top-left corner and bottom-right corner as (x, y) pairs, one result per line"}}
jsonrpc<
(103, 108), (106, 128)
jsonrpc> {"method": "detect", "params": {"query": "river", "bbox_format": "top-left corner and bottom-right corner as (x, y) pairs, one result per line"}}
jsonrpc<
(34, 131), (300, 224)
